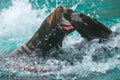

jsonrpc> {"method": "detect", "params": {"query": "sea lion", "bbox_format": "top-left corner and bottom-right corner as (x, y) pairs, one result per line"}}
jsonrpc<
(64, 9), (119, 53)
(1, 6), (74, 58)
(64, 9), (114, 40)
(71, 13), (114, 40)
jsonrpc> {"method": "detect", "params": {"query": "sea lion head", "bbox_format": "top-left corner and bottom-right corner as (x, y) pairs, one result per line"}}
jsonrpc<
(23, 6), (74, 54)
(47, 6), (64, 28)
(68, 12), (112, 40)
(47, 6), (74, 32)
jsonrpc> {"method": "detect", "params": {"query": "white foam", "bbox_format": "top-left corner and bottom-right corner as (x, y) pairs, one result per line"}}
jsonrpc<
(0, 0), (48, 55)
(111, 23), (120, 32)
(0, 0), (47, 43)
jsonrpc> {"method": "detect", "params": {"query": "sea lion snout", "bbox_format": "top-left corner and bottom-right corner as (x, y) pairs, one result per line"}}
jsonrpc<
(61, 8), (74, 31)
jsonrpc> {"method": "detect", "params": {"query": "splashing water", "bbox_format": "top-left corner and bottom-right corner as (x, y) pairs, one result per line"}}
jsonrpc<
(0, 0), (48, 55)
(0, 0), (120, 80)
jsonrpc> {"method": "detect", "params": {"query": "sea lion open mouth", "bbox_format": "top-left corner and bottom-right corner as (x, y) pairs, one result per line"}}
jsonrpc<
(62, 17), (74, 31)
(62, 8), (75, 31)
(47, 6), (74, 31)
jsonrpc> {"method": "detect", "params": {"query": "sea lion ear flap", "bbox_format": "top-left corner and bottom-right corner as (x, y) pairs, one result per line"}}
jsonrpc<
(46, 10), (59, 28)
(46, 14), (54, 28)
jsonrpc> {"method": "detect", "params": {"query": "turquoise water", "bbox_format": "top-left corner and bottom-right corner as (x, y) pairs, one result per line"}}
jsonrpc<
(0, 0), (120, 80)
(0, 0), (120, 55)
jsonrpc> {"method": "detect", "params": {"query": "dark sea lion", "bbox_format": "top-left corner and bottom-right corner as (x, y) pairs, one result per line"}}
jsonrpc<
(64, 9), (113, 40)
(64, 9), (119, 52)
(70, 13), (113, 40)
(1, 6), (74, 58)
(22, 6), (74, 54)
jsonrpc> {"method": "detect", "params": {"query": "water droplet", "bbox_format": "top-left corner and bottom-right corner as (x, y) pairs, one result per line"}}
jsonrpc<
(49, 44), (52, 46)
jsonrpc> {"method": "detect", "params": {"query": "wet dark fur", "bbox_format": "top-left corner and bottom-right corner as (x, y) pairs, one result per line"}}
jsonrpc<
(25, 6), (74, 55)
(64, 9), (113, 40)
(71, 13), (112, 40)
